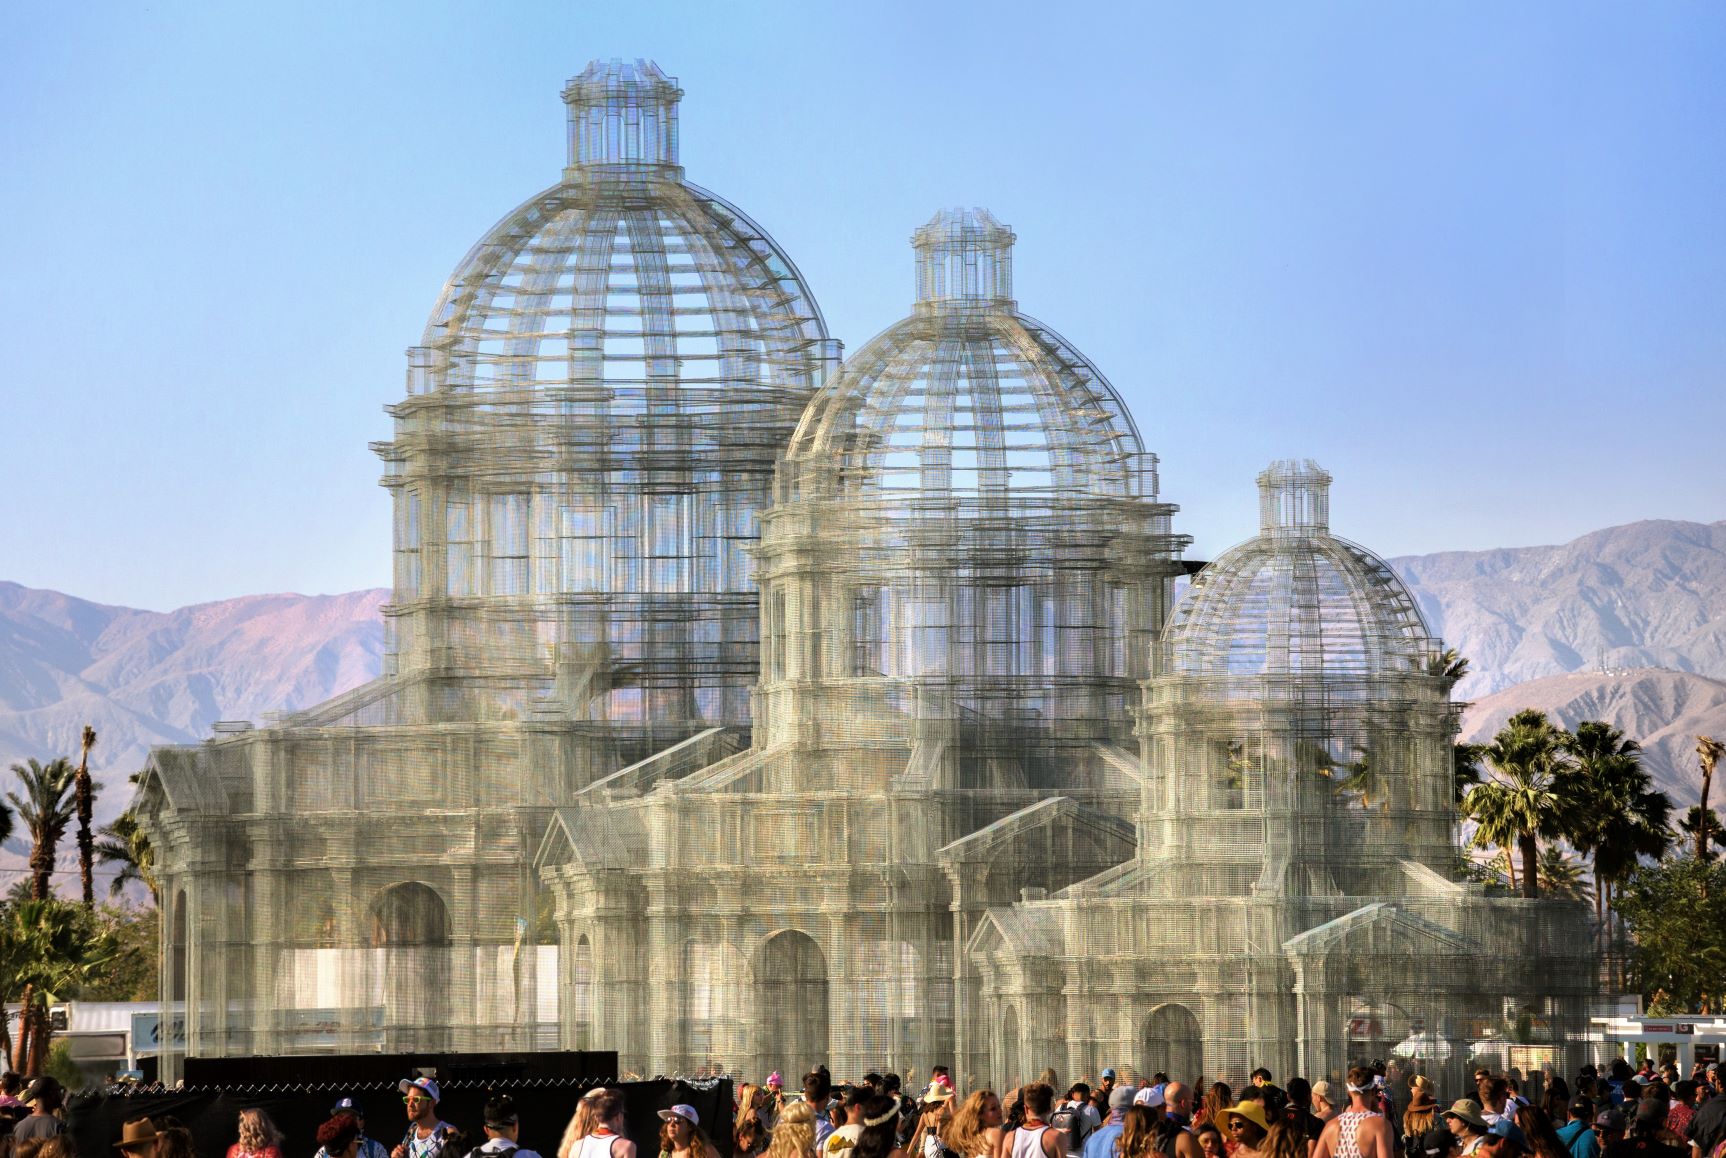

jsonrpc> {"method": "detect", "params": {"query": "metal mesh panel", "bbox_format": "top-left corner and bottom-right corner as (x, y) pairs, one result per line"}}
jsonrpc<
(136, 62), (1593, 1088)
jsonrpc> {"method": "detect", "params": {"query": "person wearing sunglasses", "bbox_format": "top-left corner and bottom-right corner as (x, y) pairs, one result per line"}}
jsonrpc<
(392, 1078), (463, 1158)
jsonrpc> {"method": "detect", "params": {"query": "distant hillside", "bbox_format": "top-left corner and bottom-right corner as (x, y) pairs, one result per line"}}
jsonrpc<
(1459, 667), (1726, 804)
(1392, 519), (1726, 698)
(2, 516), (1722, 834)
(0, 582), (387, 828)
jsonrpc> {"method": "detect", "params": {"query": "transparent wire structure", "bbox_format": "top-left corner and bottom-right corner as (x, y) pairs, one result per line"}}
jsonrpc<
(137, 63), (1594, 1088)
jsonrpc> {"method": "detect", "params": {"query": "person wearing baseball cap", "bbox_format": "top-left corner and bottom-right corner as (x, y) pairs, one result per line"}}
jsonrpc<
(1480, 1119), (1529, 1158)
(1084, 1087), (1136, 1158)
(659, 1105), (719, 1158)
(320, 1099), (389, 1158)
(1555, 1097), (1600, 1158)
(392, 1077), (461, 1158)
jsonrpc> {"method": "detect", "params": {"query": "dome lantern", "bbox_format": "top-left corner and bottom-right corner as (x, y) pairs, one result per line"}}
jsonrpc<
(912, 208), (1014, 311)
(1257, 458), (1332, 538)
(562, 58), (682, 174)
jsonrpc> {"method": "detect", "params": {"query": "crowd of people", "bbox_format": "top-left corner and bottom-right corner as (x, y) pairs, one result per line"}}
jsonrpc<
(0, 1056), (1721, 1158)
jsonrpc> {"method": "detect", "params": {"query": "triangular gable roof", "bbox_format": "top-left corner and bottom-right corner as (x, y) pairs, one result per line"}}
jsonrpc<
(1282, 901), (1481, 958)
(966, 903), (1062, 961)
(533, 805), (647, 875)
(135, 744), (229, 816)
(934, 795), (1133, 865)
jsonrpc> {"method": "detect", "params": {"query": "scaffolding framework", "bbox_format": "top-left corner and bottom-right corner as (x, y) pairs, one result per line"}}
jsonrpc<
(138, 62), (1594, 1088)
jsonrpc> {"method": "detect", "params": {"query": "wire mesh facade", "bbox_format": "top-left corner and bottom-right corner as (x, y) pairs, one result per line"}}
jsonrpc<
(965, 462), (1595, 1092)
(133, 60), (833, 1078)
(137, 62), (1593, 1086)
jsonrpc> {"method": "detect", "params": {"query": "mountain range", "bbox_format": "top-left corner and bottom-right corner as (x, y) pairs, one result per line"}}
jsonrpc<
(2, 517), (1722, 834)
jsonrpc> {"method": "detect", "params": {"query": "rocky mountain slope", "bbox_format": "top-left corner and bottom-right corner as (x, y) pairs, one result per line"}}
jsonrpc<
(1391, 519), (1726, 699)
(0, 582), (386, 827)
(1459, 668), (1726, 804)
(2, 517), (1722, 833)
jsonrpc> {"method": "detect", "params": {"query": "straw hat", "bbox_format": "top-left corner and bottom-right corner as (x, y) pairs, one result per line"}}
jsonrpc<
(1219, 1102), (1272, 1133)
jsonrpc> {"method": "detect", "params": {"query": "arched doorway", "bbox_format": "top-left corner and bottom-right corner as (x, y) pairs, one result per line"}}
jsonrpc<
(1143, 1003), (1203, 1084)
(370, 882), (452, 1050)
(1000, 1003), (1020, 1088)
(756, 930), (828, 1078)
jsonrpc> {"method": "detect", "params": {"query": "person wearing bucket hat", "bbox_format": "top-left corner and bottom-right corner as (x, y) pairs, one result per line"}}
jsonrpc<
(392, 1077), (462, 1158)
(1443, 1101), (1492, 1156)
(1313, 1068), (1395, 1158)
(1218, 1103), (1272, 1158)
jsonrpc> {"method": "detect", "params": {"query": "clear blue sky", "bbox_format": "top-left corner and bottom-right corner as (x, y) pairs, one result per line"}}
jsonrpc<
(3, 2), (1723, 611)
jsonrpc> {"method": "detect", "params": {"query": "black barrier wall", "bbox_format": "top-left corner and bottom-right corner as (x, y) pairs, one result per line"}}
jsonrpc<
(68, 1079), (734, 1158)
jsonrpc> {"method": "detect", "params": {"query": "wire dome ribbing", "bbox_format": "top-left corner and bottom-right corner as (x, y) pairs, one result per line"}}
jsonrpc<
(1161, 460), (1436, 679)
(787, 208), (1151, 504)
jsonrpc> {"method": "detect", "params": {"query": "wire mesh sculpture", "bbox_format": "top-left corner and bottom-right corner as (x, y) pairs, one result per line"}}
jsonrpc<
(136, 62), (1594, 1088)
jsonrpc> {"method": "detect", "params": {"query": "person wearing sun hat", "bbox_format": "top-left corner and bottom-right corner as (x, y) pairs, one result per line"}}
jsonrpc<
(1218, 1102), (1273, 1158)
(392, 1077), (462, 1158)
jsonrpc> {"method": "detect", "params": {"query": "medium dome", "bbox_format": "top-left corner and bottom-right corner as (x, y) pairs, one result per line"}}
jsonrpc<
(1161, 460), (1436, 680)
(786, 208), (1151, 504)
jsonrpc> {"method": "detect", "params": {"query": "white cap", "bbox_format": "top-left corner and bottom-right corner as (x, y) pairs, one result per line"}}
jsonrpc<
(1134, 1087), (1165, 1108)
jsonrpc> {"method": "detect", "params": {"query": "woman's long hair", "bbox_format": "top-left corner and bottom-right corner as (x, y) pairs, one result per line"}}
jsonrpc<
(944, 1091), (1000, 1158)
(1517, 1107), (1570, 1158)
(855, 1097), (903, 1158)
(1117, 1107), (1160, 1158)
(1201, 1085), (1232, 1130)
(1263, 1122), (1304, 1158)
(765, 1103), (816, 1158)
(559, 1089), (613, 1158)
(237, 1110), (283, 1155)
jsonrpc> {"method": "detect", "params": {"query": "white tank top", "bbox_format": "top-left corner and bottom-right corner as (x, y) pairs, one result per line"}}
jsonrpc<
(577, 1136), (619, 1158)
(1011, 1125), (1050, 1158)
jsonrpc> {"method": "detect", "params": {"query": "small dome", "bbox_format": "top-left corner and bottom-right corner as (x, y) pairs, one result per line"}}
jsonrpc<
(788, 208), (1152, 503)
(1161, 462), (1435, 679)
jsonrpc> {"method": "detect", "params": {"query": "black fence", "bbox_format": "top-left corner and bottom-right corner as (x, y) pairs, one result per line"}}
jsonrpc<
(67, 1074), (733, 1158)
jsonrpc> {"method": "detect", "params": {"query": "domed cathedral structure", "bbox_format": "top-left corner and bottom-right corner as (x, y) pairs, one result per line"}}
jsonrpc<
(536, 209), (1190, 1081)
(966, 462), (1595, 1092)
(132, 61), (833, 1075)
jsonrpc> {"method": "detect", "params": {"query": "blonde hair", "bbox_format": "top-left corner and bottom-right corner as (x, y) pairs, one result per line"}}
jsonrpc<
(944, 1091), (999, 1158)
(237, 1109), (283, 1155)
(559, 1089), (612, 1158)
(764, 1102), (816, 1158)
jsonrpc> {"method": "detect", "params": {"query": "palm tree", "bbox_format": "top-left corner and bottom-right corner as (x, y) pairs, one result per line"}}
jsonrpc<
(7, 758), (78, 901)
(1677, 805), (1725, 862)
(1454, 742), (1487, 805)
(73, 726), (98, 905)
(1565, 721), (1673, 924)
(1463, 709), (1576, 898)
(0, 899), (117, 1073)
(95, 812), (158, 904)
(1536, 844), (1591, 903)
(1698, 737), (1724, 863)
(1430, 648), (1471, 693)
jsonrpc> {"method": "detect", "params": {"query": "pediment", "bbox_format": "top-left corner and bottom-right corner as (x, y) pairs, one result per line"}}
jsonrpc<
(1282, 901), (1481, 958)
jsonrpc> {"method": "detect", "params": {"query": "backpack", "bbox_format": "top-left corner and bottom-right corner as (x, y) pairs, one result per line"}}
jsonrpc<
(1051, 1105), (1092, 1153)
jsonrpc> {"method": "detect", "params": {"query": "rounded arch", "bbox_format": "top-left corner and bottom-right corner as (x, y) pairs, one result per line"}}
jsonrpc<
(754, 929), (828, 1082)
(368, 882), (452, 1050)
(1142, 1002), (1203, 1085)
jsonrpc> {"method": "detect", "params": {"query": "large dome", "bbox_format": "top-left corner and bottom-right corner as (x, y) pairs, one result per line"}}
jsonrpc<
(1161, 460), (1436, 680)
(786, 209), (1152, 504)
(407, 59), (829, 437)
